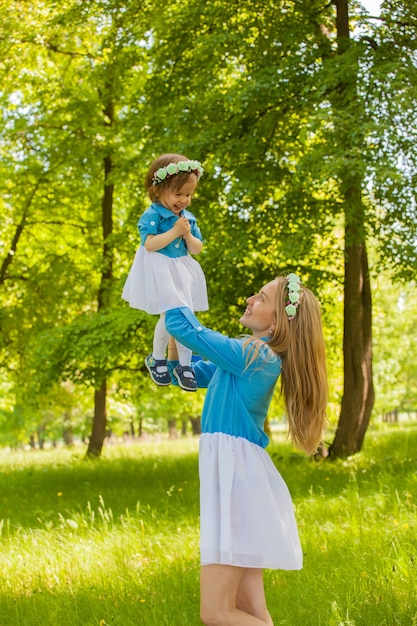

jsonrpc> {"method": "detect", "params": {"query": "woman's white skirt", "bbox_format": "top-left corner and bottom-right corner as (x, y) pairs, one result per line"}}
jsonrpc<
(199, 432), (303, 570)
(122, 247), (208, 314)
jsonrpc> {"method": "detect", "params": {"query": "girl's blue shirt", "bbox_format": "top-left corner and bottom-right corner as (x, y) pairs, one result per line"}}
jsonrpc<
(165, 307), (282, 448)
(138, 203), (203, 259)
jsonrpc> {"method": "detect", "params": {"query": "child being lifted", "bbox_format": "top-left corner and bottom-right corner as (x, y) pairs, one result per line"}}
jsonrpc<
(122, 153), (208, 392)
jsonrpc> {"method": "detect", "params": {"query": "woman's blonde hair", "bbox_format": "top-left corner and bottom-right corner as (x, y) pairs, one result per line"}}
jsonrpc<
(267, 276), (328, 455)
(145, 153), (200, 202)
(245, 276), (326, 455)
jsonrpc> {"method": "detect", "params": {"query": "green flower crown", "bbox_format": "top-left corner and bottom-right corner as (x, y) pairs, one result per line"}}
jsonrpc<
(152, 160), (204, 186)
(285, 273), (302, 320)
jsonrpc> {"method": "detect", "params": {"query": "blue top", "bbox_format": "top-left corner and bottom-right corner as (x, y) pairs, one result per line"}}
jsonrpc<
(165, 307), (282, 448)
(138, 203), (203, 259)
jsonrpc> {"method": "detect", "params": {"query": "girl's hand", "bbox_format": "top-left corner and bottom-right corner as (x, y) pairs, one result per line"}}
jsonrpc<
(173, 216), (191, 237)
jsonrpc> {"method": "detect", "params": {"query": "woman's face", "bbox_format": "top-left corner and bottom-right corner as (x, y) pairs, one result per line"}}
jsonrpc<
(239, 279), (278, 338)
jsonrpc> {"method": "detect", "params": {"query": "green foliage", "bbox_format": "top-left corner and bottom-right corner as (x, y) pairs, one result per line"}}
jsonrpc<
(373, 275), (417, 416)
(0, 0), (416, 445)
(29, 307), (149, 388)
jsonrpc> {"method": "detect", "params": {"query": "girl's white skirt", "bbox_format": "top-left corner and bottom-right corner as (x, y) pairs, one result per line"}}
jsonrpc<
(122, 247), (208, 314)
(199, 432), (303, 570)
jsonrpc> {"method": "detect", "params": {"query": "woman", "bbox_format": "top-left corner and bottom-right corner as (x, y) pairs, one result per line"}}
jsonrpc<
(165, 274), (328, 625)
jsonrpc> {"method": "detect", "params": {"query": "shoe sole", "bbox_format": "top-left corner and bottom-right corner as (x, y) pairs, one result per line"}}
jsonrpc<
(145, 358), (171, 386)
(173, 368), (197, 392)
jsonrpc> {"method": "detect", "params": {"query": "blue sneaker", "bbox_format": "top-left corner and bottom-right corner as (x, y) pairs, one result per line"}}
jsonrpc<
(173, 364), (197, 392)
(145, 355), (171, 386)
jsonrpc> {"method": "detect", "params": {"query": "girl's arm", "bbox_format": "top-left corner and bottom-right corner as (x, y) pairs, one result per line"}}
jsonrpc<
(184, 212), (203, 255)
(183, 232), (203, 255)
(144, 217), (190, 252)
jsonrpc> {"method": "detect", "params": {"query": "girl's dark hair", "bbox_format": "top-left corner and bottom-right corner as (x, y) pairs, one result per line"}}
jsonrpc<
(145, 153), (200, 202)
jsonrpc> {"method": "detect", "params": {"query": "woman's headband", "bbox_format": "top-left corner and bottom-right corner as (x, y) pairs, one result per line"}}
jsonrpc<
(285, 274), (302, 320)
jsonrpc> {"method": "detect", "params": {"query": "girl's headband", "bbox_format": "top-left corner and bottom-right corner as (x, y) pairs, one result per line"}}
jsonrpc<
(152, 160), (204, 186)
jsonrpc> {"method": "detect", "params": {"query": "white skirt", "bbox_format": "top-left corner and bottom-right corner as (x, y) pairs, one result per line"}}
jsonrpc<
(121, 247), (208, 314)
(199, 432), (303, 570)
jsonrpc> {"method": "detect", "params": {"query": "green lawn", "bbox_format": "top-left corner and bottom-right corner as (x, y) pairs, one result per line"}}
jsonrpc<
(0, 424), (416, 625)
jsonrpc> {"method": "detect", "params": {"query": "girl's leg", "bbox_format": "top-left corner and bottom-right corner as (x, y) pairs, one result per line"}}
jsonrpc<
(200, 564), (272, 626)
(152, 313), (170, 360)
(175, 340), (192, 367)
(173, 340), (197, 391)
(145, 314), (171, 386)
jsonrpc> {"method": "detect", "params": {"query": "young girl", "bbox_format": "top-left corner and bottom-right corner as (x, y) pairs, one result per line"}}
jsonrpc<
(165, 274), (328, 625)
(122, 153), (208, 392)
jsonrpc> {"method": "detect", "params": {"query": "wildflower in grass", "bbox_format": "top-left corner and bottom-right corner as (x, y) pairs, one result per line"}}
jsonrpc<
(66, 519), (78, 529)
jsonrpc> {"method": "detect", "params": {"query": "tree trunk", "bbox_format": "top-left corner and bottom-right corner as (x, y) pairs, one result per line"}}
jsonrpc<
(329, 0), (375, 457)
(189, 416), (201, 436)
(330, 238), (374, 456)
(0, 183), (41, 286)
(87, 380), (107, 457)
(168, 419), (178, 439)
(63, 411), (74, 446)
(86, 91), (115, 458)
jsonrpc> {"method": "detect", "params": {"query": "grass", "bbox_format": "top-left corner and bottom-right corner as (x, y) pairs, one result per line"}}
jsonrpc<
(0, 424), (416, 625)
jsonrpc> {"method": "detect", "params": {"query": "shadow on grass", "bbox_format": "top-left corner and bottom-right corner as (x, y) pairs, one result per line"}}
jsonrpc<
(0, 446), (200, 532)
(270, 422), (417, 501)
(1, 424), (417, 532)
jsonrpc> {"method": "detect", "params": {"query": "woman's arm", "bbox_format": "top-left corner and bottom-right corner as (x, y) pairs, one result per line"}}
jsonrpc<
(165, 307), (248, 375)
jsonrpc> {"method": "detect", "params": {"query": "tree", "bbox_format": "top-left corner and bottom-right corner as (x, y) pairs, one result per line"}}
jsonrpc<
(0, 0), (155, 455)
(321, 0), (375, 457)
(1, 0), (416, 456)
(140, 0), (417, 456)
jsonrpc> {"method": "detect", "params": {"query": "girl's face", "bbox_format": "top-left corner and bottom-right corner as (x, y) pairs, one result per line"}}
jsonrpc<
(158, 180), (197, 215)
(239, 279), (278, 338)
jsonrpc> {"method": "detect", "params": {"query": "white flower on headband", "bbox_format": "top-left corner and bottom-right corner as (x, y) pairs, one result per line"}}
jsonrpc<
(166, 163), (178, 175)
(285, 273), (302, 320)
(155, 167), (168, 181)
(152, 160), (204, 185)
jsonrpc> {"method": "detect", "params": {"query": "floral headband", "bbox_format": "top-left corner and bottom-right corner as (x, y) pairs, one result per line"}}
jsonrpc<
(285, 273), (302, 320)
(152, 160), (204, 185)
